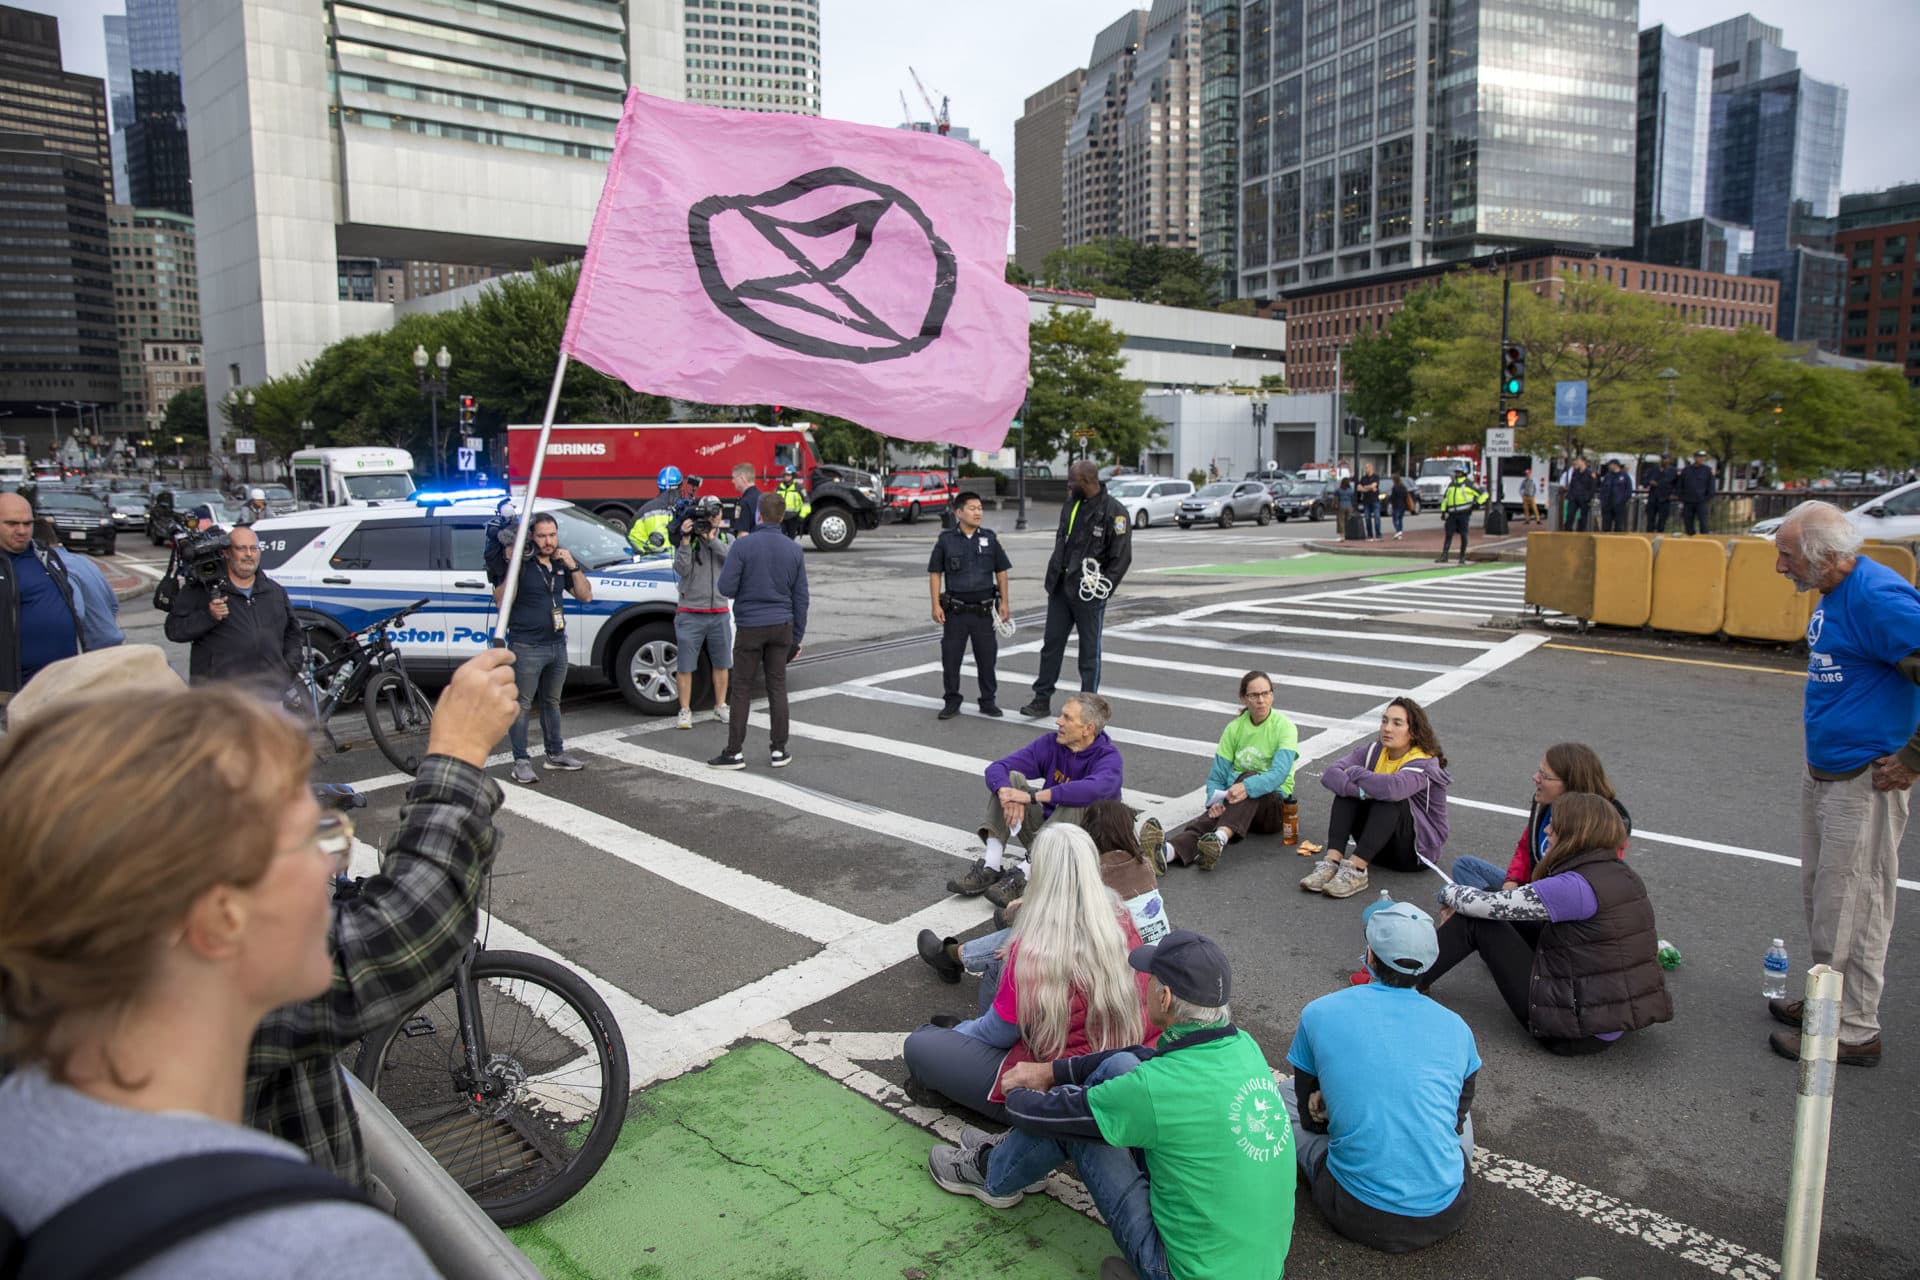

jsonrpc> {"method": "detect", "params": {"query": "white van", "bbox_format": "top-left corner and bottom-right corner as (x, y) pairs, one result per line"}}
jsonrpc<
(290, 447), (417, 508)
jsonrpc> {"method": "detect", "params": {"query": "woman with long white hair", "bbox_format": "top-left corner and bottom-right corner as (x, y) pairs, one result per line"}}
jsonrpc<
(905, 824), (1157, 1135)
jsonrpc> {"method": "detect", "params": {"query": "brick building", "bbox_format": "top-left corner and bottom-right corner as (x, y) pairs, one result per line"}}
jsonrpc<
(1834, 184), (1920, 387)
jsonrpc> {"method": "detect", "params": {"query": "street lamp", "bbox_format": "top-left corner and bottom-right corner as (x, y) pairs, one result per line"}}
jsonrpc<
(227, 389), (256, 487)
(1016, 372), (1032, 532)
(1251, 398), (1267, 476)
(413, 343), (451, 481)
(1764, 390), (1785, 489)
(1656, 366), (1679, 458)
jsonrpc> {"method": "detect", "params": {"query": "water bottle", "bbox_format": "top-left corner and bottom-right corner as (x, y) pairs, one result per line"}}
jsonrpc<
(1762, 939), (1790, 999)
(1656, 938), (1681, 970)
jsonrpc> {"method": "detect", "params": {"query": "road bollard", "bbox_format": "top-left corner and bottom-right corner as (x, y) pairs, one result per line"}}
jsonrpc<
(1781, 964), (1844, 1280)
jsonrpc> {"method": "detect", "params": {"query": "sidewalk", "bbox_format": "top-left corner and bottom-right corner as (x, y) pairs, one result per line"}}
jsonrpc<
(1304, 520), (1542, 563)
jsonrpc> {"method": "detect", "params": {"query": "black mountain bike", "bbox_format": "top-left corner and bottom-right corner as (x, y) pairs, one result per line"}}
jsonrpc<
(296, 598), (437, 774)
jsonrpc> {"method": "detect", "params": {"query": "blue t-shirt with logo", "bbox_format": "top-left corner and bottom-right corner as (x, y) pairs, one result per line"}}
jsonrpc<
(1288, 982), (1480, 1217)
(1804, 557), (1920, 773)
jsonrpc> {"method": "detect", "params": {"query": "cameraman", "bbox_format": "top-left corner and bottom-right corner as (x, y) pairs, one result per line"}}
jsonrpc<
(163, 525), (304, 686)
(491, 511), (590, 784)
(672, 496), (733, 729)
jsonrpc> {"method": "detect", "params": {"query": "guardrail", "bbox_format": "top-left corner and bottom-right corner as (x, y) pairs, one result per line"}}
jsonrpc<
(1542, 488), (1890, 537)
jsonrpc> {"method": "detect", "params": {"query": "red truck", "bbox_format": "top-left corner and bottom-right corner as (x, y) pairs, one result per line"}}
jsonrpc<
(506, 422), (887, 551)
(883, 468), (958, 523)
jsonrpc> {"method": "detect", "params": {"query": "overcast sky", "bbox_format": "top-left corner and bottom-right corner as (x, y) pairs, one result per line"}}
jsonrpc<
(45, 0), (1919, 198)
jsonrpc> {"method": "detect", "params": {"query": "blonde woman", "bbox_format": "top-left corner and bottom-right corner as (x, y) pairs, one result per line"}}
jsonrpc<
(905, 824), (1157, 1134)
(0, 685), (440, 1274)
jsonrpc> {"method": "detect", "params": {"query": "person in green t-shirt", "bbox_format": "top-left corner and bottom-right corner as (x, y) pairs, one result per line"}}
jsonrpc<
(924, 931), (1295, 1280)
(1141, 670), (1299, 872)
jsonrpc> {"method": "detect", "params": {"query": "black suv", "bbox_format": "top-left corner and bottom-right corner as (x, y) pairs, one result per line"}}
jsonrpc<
(35, 491), (117, 555)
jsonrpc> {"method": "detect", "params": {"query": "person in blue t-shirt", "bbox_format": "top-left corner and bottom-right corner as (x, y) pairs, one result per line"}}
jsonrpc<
(1282, 899), (1480, 1253)
(1768, 503), (1920, 1069)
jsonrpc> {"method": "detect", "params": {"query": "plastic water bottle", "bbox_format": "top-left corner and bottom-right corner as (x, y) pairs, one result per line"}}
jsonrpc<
(1656, 938), (1681, 971)
(1763, 939), (1791, 999)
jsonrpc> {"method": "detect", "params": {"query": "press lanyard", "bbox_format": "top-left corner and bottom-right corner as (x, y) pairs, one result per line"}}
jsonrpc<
(539, 558), (564, 630)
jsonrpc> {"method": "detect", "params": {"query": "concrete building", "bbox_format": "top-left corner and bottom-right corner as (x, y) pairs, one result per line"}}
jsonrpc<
(1023, 285), (1285, 393)
(683, 0), (819, 115)
(1141, 390), (1339, 479)
(1635, 26), (1713, 258)
(1238, 0), (1637, 299)
(1013, 68), (1085, 275)
(137, 338), (203, 435)
(1836, 184), (1920, 386)
(106, 204), (200, 437)
(180, 0), (683, 445)
(0, 6), (112, 206)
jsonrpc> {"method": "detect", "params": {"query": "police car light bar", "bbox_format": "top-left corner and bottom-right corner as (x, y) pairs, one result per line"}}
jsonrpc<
(414, 487), (509, 506)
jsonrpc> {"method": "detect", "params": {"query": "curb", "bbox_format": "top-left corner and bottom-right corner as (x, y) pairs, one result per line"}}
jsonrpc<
(1301, 539), (1529, 564)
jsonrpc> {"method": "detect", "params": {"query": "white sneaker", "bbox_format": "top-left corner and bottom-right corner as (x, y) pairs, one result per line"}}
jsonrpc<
(713, 702), (730, 723)
(676, 708), (693, 730)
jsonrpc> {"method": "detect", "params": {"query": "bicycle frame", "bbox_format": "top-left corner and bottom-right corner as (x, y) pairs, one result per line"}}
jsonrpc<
(297, 599), (430, 753)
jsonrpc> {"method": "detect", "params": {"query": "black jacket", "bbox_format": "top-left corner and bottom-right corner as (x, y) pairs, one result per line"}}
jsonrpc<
(164, 572), (305, 685)
(1562, 467), (1597, 505)
(1678, 462), (1716, 504)
(1647, 465), (1680, 502)
(1045, 485), (1132, 597)
(0, 540), (82, 694)
(1528, 846), (1674, 1040)
(1599, 469), (1634, 507)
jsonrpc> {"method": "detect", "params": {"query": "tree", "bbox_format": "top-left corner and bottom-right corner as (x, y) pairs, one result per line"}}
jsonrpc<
(1027, 306), (1162, 465)
(1346, 282), (1470, 455)
(1037, 239), (1221, 308)
(220, 371), (312, 476)
(160, 385), (207, 441)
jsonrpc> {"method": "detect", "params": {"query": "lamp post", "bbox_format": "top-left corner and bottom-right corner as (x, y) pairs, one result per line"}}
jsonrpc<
(1251, 398), (1267, 476)
(413, 344), (451, 481)
(1764, 390), (1785, 490)
(227, 389), (256, 488)
(1016, 372), (1032, 532)
(1657, 366), (1679, 458)
(172, 435), (185, 485)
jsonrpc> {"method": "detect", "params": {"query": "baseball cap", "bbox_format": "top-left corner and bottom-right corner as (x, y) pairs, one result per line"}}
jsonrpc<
(1128, 930), (1231, 1006)
(1363, 899), (1440, 976)
(1693, 450), (1708, 458)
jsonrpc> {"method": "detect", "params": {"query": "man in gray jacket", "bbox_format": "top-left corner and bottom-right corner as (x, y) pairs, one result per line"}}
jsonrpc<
(673, 497), (733, 730)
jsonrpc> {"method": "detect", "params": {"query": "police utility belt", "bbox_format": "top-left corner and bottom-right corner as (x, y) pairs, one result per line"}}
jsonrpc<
(940, 593), (997, 616)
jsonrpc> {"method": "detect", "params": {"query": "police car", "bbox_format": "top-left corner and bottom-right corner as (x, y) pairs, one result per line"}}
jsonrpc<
(249, 489), (688, 714)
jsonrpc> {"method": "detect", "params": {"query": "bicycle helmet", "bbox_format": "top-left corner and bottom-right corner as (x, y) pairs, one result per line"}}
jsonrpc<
(657, 465), (683, 490)
(783, 465), (797, 478)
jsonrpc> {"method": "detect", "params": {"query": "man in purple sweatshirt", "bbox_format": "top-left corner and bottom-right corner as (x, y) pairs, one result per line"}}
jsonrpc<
(949, 692), (1124, 907)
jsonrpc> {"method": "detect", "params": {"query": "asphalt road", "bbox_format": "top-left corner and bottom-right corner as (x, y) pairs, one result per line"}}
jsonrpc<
(96, 510), (1917, 1279)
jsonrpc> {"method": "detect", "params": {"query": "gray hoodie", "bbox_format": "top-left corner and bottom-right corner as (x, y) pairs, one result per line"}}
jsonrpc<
(673, 532), (731, 612)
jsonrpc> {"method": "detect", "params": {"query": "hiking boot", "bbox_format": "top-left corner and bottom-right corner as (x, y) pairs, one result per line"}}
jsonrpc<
(509, 759), (538, 786)
(1323, 862), (1371, 898)
(983, 866), (1027, 910)
(676, 707), (694, 729)
(1770, 1028), (1881, 1067)
(1769, 998), (1804, 1028)
(947, 859), (1001, 896)
(1138, 817), (1167, 875)
(938, 702), (962, 721)
(978, 703), (1004, 717)
(1195, 830), (1226, 871)
(1299, 858), (1341, 893)
(770, 748), (793, 768)
(927, 1143), (1028, 1209)
(1019, 698), (1050, 718)
(706, 750), (745, 770)
(544, 752), (586, 771)
(917, 929), (963, 984)
(993, 901), (1018, 931)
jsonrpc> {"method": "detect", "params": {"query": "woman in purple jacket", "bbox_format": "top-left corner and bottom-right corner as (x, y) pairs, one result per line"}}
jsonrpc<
(1300, 697), (1452, 900)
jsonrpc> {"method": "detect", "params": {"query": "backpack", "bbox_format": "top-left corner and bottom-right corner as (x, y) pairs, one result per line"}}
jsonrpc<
(0, 1151), (370, 1280)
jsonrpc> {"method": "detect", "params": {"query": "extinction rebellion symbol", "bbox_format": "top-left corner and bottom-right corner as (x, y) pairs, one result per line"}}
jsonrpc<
(688, 167), (958, 364)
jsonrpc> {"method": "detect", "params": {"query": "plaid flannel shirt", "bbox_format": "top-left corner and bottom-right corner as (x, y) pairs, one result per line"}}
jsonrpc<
(244, 755), (503, 1186)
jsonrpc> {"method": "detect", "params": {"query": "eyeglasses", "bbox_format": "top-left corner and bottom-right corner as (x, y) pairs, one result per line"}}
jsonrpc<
(1244, 689), (1274, 700)
(315, 813), (355, 874)
(1532, 771), (1562, 785)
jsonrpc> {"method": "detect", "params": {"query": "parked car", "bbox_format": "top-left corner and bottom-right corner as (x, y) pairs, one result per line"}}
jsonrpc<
(1177, 481), (1275, 529)
(35, 490), (116, 555)
(1286, 478), (1342, 522)
(1106, 477), (1195, 529)
(1751, 478), (1920, 541)
(1265, 479), (1312, 521)
(883, 469), (956, 524)
(106, 490), (150, 532)
(146, 488), (235, 543)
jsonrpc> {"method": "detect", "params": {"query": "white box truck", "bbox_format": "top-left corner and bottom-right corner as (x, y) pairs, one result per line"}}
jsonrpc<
(289, 447), (417, 508)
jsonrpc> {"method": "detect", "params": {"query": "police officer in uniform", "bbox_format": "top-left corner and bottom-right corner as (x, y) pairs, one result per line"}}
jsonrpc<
(929, 490), (1012, 720)
(1435, 463), (1488, 565)
(776, 466), (809, 540)
(1020, 459), (1132, 718)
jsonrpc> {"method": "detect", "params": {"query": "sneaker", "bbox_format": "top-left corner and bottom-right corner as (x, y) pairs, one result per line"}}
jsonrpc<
(928, 1143), (1029, 1209)
(938, 703), (962, 721)
(1299, 858), (1341, 893)
(983, 866), (1027, 910)
(947, 859), (1002, 896)
(1018, 698), (1050, 718)
(917, 929), (963, 984)
(956, 1125), (1000, 1153)
(1432, 556), (1450, 564)
(713, 702), (731, 724)
(1138, 817), (1167, 876)
(1195, 830), (1226, 872)
(509, 759), (539, 786)
(1323, 862), (1371, 898)
(544, 752), (586, 771)
(1769, 1028), (1881, 1067)
(770, 748), (793, 768)
(978, 704), (1004, 718)
(706, 750), (746, 770)
(1768, 998), (1805, 1028)
(1393, 531), (1404, 541)
(676, 707), (694, 730)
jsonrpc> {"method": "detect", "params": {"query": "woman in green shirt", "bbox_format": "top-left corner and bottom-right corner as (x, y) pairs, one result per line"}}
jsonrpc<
(1143, 670), (1299, 871)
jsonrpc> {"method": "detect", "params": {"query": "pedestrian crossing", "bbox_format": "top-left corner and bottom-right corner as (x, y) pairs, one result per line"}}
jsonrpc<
(1247, 565), (1539, 621)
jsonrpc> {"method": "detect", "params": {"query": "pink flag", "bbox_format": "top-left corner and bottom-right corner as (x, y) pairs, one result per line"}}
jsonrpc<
(562, 92), (1028, 452)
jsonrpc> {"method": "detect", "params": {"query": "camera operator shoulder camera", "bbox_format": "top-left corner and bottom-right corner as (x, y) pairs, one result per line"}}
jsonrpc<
(160, 510), (305, 686)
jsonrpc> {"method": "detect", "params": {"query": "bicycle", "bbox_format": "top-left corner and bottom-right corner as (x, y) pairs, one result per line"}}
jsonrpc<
(294, 598), (438, 775)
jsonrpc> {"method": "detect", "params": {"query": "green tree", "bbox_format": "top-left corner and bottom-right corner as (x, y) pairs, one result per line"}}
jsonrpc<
(159, 384), (208, 441)
(1346, 282), (1470, 454)
(1674, 325), (1795, 483)
(220, 371), (313, 475)
(1027, 307), (1162, 465)
(1037, 238), (1220, 308)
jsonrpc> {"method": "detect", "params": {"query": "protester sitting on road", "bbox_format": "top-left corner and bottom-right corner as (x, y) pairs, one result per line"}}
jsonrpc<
(1143, 669), (1298, 872)
(0, 677), (439, 1275)
(1283, 899), (1479, 1253)
(927, 930), (1294, 1280)
(1301, 697), (1452, 899)
(948, 692), (1124, 909)
(920, 800), (1167, 1006)
(906, 824), (1157, 1127)
(1450, 743), (1632, 891)
(1420, 794), (1673, 1055)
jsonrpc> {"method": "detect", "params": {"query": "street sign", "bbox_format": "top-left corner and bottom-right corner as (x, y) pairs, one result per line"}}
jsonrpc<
(1485, 427), (1515, 452)
(1073, 428), (1095, 441)
(1555, 380), (1588, 427)
(465, 436), (483, 452)
(234, 437), (256, 455)
(456, 447), (476, 472)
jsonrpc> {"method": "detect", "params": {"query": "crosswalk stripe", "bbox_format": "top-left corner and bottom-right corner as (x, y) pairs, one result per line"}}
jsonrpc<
(1172, 620), (1500, 651)
(1107, 628), (1460, 676)
(832, 682), (1225, 757)
(1098, 648), (1402, 697)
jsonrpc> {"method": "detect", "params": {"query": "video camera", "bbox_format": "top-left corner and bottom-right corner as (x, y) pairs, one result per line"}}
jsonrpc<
(152, 509), (232, 612)
(483, 498), (532, 585)
(688, 494), (724, 539)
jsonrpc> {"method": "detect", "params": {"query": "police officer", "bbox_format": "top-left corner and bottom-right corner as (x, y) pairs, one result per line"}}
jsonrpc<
(1020, 459), (1131, 718)
(1645, 454), (1680, 533)
(929, 490), (1011, 720)
(776, 466), (810, 540)
(1435, 463), (1487, 565)
(628, 465), (685, 554)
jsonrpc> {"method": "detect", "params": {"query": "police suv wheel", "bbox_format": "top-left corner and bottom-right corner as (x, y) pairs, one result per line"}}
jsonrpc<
(614, 622), (679, 715)
(809, 508), (854, 552)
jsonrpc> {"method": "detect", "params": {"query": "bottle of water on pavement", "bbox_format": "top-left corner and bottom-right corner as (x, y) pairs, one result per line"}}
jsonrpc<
(1656, 938), (1681, 970)
(1763, 939), (1790, 999)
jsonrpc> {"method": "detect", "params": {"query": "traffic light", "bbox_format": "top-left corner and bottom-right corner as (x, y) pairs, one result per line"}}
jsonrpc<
(1343, 415), (1366, 437)
(1501, 343), (1527, 397)
(459, 395), (475, 428)
(1502, 407), (1530, 430)
(771, 404), (784, 426)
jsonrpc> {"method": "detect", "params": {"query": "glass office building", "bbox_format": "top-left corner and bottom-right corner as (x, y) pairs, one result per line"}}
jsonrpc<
(1634, 25), (1712, 256)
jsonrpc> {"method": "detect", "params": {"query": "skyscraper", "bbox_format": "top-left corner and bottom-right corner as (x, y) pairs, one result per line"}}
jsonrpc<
(684, 0), (820, 115)
(1197, 0), (1238, 295)
(1014, 69), (1085, 275)
(1238, 0), (1637, 299)
(1635, 25), (1713, 256)
(1064, 12), (1150, 251)
(103, 13), (132, 201)
(1836, 184), (1920, 384)
(0, 6), (112, 205)
(107, 205), (201, 436)
(120, 0), (192, 216)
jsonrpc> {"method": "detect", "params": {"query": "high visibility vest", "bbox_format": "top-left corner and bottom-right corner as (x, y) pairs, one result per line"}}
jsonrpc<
(1440, 479), (1485, 514)
(778, 480), (810, 519)
(627, 503), (673, 553)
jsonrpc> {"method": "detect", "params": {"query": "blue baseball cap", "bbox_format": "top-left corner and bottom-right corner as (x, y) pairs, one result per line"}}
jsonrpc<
(1363, 899), (1440, 976)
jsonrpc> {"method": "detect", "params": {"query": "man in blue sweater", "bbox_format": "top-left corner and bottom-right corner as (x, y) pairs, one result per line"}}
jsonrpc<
(710, 491), (808, 770)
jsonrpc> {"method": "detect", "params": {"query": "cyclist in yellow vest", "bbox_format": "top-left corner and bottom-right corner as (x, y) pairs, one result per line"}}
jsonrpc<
(776, 467), (810, 539)
(1436, 464), (1488, 565)
(628, 465), (685, 554)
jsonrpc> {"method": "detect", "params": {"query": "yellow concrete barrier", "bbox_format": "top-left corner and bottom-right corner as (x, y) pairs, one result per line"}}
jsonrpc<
(1649, 537), (1729, 635)
(1723, 539), (1813, 642)
(1525, 532), (1595, 618)
(1859, 543), (1918, 584)
(1590, 535), (1652, 627)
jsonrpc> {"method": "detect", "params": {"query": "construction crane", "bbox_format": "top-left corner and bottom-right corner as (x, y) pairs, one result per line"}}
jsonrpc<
(908, 65), (951, 136)
(899, 90), (914, 127)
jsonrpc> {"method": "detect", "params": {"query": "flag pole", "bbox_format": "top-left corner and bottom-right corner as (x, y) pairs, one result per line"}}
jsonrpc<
(492, 353), (571, 646)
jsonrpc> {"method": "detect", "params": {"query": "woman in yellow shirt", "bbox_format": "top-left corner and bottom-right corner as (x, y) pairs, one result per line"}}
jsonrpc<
(1301, 697), (1454, 900)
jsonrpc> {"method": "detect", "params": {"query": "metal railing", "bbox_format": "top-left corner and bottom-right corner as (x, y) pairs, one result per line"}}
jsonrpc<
(1542, 488), (1888, 536)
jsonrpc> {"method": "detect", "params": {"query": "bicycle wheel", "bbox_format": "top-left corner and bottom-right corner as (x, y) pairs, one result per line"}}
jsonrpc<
(364, 670), (434, 774)
(355, 950), (630, 1226)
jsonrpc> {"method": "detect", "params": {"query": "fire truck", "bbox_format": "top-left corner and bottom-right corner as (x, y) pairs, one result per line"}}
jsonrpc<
(506, 422), (887, 551)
